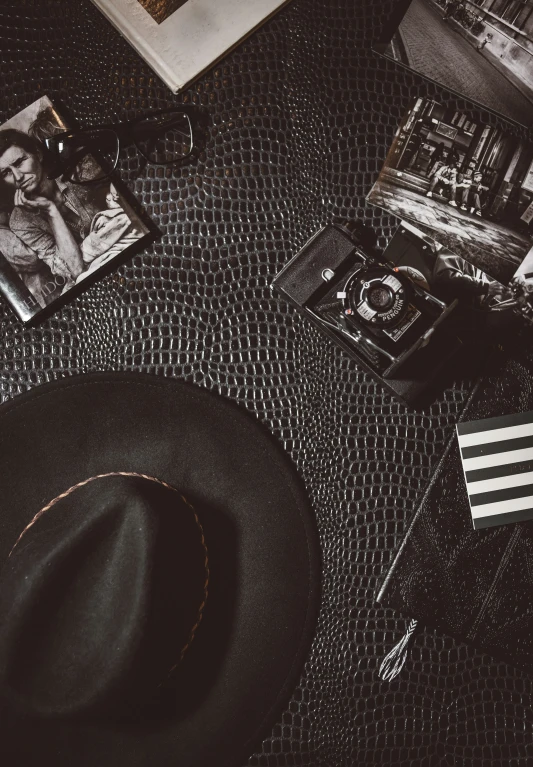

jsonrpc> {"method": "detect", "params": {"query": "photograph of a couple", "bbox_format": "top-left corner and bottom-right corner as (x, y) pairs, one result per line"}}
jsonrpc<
(0, 96), (148, 320)
(367, 97), (533, 283)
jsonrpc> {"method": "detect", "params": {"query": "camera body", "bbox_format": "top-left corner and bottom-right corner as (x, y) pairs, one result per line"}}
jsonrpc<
(272, 223), (461, 404)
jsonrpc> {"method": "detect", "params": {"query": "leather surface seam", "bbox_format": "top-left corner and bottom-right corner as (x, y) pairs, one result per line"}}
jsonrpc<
(466, 525), (522, 641)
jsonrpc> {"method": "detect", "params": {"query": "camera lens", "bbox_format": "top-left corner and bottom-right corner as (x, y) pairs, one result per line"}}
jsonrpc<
(367, 285), (393, 311)
(345, 267), (411, 328)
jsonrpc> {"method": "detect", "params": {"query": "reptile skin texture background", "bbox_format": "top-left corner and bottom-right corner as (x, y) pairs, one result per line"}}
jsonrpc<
(0, 1), (532, 765)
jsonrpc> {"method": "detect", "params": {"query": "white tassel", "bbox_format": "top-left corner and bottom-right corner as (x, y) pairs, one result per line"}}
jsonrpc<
(378, 619), (419, 681)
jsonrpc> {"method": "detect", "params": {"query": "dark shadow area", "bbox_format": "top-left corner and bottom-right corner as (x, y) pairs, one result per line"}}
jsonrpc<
(115, 499), (239, 729)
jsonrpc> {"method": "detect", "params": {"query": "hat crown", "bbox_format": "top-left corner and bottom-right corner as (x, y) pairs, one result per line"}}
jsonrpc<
(0, 474), (208, 719)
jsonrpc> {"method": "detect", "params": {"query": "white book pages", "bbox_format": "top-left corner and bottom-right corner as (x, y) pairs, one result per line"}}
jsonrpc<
(90, 0), (291, 93)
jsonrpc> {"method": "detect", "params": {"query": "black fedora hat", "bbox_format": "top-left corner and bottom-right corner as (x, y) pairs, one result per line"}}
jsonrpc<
(0, 373), (320, 767)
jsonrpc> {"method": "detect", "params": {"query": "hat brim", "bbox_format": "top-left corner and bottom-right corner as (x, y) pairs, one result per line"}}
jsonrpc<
(0, 373), (320, 767)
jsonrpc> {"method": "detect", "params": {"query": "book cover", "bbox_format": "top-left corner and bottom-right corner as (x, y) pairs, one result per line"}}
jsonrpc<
(457, 410), (533, 530)
(90, 0), (292, 94)
(0, 96), (150, 324)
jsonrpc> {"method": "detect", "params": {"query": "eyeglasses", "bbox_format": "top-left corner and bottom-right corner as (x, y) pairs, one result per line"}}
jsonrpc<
(44, 108), (196, 185)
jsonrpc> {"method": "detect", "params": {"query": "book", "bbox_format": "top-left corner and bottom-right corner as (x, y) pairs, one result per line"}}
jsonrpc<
(0, 96), (150, 324)
(376, 347), (533, 678)
(90, 0), (292, 94)
(458, 410), (533, 530)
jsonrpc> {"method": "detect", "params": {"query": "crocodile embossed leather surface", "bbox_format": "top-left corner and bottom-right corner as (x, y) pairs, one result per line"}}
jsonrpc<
(0, 1), (532, 765)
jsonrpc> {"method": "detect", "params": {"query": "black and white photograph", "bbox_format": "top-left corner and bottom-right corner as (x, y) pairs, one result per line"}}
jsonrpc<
(0, 96), (149, 322)
(377, 0), (533, 127)
(385, 220), (507, 302)
(367, 97), (533, 283)
(386, 220), (533, 327)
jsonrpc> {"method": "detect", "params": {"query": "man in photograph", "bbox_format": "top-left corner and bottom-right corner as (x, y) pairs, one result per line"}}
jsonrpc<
(460, 171), (487, 217)
(453, 167), (472, 205)
(0, 129), (100, 296)
(426, 160), (459, 206)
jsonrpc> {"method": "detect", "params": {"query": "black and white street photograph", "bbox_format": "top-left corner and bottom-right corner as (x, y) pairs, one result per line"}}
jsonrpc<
(379, 0), (533, 127)
(386, 220), (533, 328)
(367, 97), (533, 283)
(385, 220), (506, 302)
(0, 96), (148, 320)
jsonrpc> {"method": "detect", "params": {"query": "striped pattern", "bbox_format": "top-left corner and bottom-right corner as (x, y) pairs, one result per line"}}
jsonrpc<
(457, 410), (533, 530)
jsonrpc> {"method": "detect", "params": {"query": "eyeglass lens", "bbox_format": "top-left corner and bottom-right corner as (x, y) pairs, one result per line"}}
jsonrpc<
(53, 128), (120, 184)
(49, 111), (193, 184)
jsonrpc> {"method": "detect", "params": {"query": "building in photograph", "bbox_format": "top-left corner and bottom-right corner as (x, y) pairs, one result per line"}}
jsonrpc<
(466, 0), (533, 102)
(383, 0), (533, 126)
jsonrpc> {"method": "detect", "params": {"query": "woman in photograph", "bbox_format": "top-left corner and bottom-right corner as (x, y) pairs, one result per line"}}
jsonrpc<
(0, 184), (60, 307)
(0, 129), (100, 291)
(0, 203), (57, 307)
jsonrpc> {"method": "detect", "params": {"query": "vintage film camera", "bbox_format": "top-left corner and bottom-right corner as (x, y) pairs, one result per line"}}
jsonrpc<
(272, 223), (462, 404)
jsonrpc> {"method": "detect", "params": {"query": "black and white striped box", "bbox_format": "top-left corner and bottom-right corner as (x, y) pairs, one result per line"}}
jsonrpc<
(457, 411), (533, 530)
